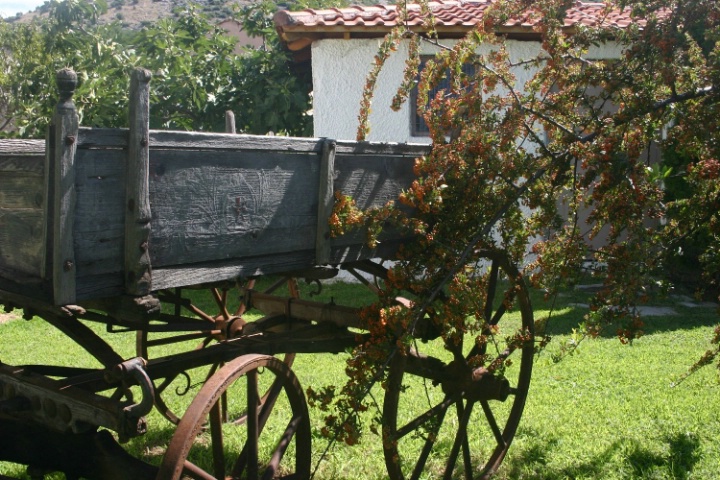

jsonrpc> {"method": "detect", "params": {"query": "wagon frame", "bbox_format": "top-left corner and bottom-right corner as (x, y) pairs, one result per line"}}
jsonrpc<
(0, 68), (534, 480)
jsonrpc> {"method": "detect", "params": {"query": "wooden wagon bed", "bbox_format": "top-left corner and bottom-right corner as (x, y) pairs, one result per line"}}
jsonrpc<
(0, 69), (535, 480)
(0, 69), (426, 307)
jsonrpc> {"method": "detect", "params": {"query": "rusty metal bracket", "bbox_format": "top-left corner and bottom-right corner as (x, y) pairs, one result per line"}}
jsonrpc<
(115, 358), (154, 419)
(110, 357), (154, 441)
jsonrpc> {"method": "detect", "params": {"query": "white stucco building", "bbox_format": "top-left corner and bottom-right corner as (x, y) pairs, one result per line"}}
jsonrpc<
(274, 1), (632, 143)
(274, 1), (654, 267)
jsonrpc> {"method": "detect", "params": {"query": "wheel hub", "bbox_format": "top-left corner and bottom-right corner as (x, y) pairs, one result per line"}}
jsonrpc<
(441, 360), (510, 402)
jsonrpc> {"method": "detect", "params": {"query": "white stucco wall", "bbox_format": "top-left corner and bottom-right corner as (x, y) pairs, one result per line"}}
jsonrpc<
(311, 37), (623, 143)
(311, 38), (415, 143)
(311, 35), (625, 278)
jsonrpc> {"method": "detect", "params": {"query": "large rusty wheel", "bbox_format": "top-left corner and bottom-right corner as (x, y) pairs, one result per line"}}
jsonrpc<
(382, 253), (534, 480)
(138, 278), (299, 424)
(158, 354), (311, 480)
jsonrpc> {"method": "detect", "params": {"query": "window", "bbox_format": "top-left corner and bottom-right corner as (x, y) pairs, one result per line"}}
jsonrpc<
(410, 56), (477, 137)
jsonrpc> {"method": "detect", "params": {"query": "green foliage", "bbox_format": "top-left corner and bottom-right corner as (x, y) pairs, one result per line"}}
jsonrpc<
(328, 0), (720, 458)
(0, 0), (312, 137)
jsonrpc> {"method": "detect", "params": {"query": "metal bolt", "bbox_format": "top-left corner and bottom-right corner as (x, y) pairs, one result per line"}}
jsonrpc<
(65, 135), (76, 145)
(140, 136), (149, 147)
(43, 398), (57, 418)
(63, 260), (74, 272)
(58, 403), (72, 423)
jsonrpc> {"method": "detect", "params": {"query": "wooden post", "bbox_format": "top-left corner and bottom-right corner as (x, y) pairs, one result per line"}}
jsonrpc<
(315, 139), (336, 265)
(225, 110), (236, 134)
(51, 68), (79, 305)
(124, 68), (153, 295)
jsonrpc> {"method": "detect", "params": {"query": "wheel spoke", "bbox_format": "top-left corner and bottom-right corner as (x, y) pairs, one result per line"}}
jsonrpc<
(233, 376), (285, 474)
(155, 373), (179, 396)
(395, 395), (454, 440)
(261, 414), (304, 480)
(141, 279), (298, 426)
(235, 279), (256, 316)
(182, 460), (216, 480)
(480, 399), (506, 449)
(410, 403), (448, 480)
(459, 404), (474, 480)
(247, 369), (260, 480)
(484, 259), (499, 324)
(442, 400), (474, 480)
(211, 287), (231, 320)
(489, 302), (508, 326)
(209, 401), (225, 479)
(258, 376), (285, 427)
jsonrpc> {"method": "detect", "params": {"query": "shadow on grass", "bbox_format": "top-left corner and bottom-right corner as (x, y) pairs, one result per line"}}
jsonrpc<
(503, 428), (701, 479)
(532, 292), (719, 339)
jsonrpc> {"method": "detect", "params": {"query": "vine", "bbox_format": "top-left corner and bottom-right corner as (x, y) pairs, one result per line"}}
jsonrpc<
(316, 0), (720, 469)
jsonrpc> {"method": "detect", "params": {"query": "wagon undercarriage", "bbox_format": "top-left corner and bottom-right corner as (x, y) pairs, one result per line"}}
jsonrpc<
(0, 69), (535, 480)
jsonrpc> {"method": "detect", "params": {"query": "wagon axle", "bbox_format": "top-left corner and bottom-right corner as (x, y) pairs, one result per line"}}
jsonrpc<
(440, 360), (511, 403)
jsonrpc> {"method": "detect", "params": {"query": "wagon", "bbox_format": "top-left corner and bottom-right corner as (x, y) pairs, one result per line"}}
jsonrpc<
(0, 68), (534, 480)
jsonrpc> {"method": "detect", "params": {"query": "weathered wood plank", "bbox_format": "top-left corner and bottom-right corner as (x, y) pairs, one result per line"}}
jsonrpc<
(125, 68), (153, 295)
(149, 130), (324, 153)
(333, 153), (416, 211)
(0, 109), (425, 299)
(0, 209), (45, 276)
(334, 140), (429, 156)
(77, 127), (128, 148)
(148, 149), (320, 267)
(316, 139), (336, 265)
(0, 151), (46, 280)
(225, 110), (236, 134)
(73, 149), (125, 278)
(0, 172), (44, 209)
(0, 139), (44, 155)
(76, 128), (428, 156)
(51, 69), (79, 305)
(0, 154), (45, 173)
(151, 250), (316, 291)
(75, 272), (125, 300)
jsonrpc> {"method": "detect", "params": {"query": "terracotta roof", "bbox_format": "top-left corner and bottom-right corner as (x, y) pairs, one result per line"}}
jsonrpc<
(275, 1), (648, 45)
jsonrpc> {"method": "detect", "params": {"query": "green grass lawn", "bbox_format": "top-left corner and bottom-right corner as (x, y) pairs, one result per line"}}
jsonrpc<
(0, 280), (718, 479)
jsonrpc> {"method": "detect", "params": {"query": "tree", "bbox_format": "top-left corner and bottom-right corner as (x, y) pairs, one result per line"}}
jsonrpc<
(0, 0), (317, 137)
(320, 0), (720, 462)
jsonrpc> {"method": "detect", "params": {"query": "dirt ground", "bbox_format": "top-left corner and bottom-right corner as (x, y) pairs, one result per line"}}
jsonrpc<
(0, 311), (18, 323)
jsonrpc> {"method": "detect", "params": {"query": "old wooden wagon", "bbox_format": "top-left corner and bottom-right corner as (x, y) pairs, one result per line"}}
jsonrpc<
(0, 68), (534, 480)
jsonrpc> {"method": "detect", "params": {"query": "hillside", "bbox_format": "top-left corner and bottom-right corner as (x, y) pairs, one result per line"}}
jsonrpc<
(6, 0), (248, 28)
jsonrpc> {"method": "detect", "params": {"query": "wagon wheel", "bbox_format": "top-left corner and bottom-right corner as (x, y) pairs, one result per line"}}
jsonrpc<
(137, 278), (299, 424)
(383, 252), (534, 480)
(158, 354), (311, 480)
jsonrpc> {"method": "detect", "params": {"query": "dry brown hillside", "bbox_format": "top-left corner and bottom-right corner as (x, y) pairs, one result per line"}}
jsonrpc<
(9, 0), (248, 28)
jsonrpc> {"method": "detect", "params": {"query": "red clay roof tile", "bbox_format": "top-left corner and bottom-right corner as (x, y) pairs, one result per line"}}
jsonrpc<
(275, 1), (654, 36)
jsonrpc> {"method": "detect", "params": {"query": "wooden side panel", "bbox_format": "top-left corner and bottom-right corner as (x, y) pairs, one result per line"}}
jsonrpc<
(148, 149), (321, 268)
(333, 153), (415, 211)
(328, 153), (417, 263)
(0, 128), (424, 298)
(73, 148), (126, 281)
(0, 153), (46, 278)
(149, 145), (423, 291)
